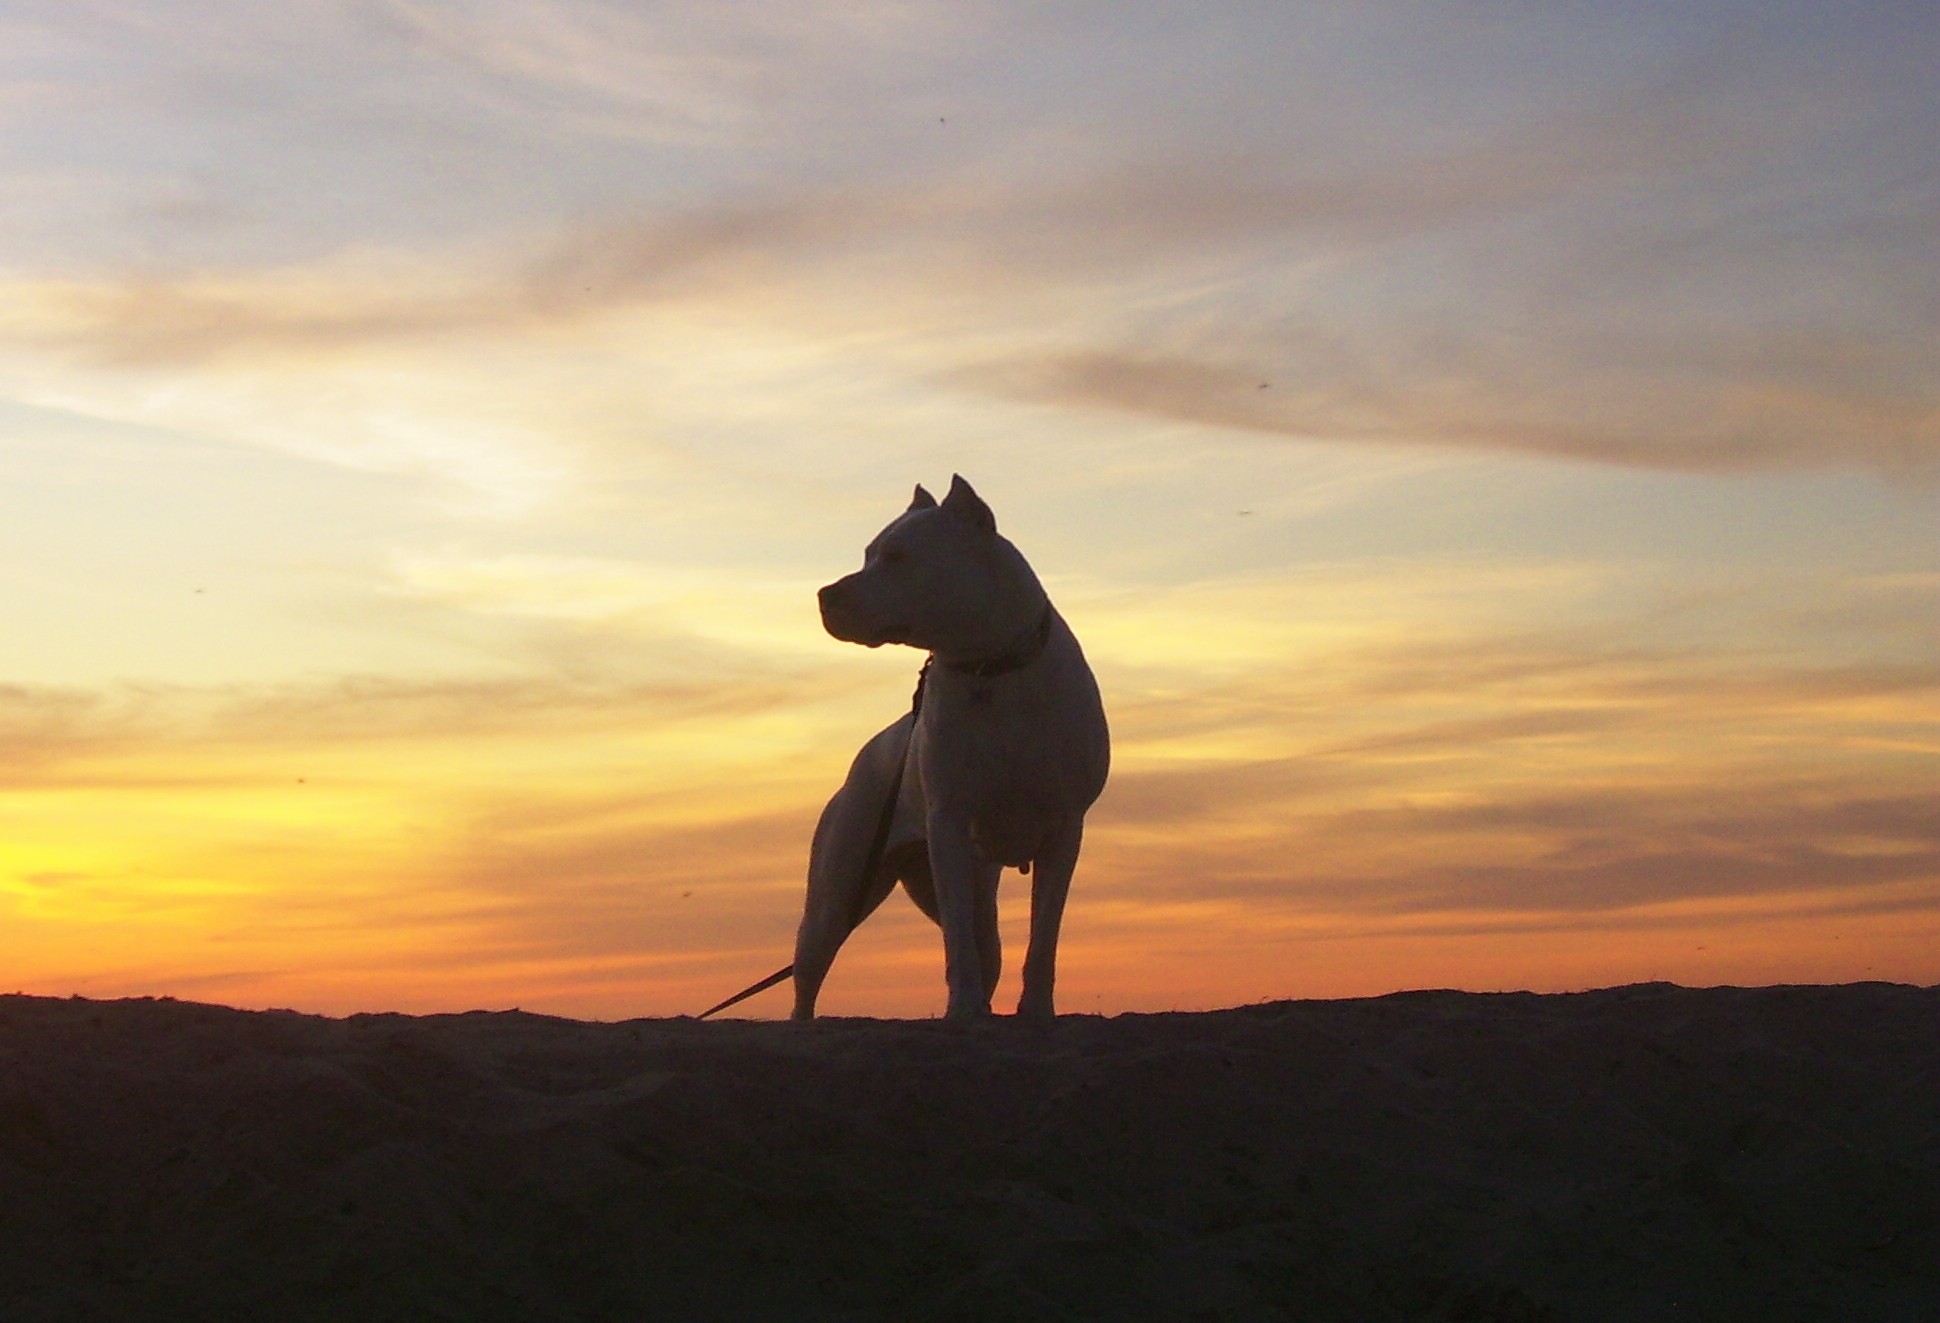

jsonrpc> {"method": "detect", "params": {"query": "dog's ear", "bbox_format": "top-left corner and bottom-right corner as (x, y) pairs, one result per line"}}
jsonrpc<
(909, 484), (938, 511)
(941, 474), (995, 535)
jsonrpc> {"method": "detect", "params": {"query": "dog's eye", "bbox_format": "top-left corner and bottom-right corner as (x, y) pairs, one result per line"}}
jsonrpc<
(879, 548), (907, 567)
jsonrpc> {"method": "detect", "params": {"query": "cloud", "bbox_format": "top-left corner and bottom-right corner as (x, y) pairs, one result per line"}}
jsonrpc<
(366, 0), (963, 143)
(12, 164), (1931, 483)
(0, 265), (586, 514)
(380, 550), (834, 660)
(0, 663), (851, 790)
(1388, 825), (1940, 920)
(218, 671), (825, 746)
(422, 805), (814, 964)
(6, 8), (1933, 483)
(0, 683), (138, 780)
(1, 272), (502, 370)
(1080, 592), (1940, 928)
(952, 329), (1940, 476)
(1090, 774), (1940, 922)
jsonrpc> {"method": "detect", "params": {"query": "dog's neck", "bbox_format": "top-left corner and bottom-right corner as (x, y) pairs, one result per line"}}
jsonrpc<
(938, 601), (1054, 679)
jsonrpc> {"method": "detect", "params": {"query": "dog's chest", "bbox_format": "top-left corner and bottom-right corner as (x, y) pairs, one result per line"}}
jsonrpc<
(914, 668), (1102, 860)
(928, 690), (1044, 786)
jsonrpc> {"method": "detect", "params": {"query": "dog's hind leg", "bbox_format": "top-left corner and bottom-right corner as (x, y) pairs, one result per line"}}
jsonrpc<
(1017, 816), (1083, 1023)
(792, 718), (914, 1020)
(792, 790), (900, 1019)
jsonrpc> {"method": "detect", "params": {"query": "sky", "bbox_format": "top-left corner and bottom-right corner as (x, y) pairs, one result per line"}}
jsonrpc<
(1, 1), (1935, 1018)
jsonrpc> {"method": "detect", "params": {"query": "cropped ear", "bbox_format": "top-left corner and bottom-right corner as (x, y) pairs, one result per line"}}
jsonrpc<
(941, 473), (996, 535)
(908, 483), (938, 511)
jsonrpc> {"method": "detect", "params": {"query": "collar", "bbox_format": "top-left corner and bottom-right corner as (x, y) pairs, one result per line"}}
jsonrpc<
(944, 605), (1055, 680)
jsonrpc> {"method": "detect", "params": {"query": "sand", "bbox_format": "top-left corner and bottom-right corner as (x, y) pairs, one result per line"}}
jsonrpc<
(1, 982), (1935, 1321)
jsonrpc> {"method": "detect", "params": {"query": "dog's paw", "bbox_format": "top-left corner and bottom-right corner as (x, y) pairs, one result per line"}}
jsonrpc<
(943, 997), (993, 1022)
(1015, 996), (1056, 1026)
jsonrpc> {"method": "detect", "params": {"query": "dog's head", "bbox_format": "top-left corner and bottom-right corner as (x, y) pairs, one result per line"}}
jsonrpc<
(819, 475), (1015, 654)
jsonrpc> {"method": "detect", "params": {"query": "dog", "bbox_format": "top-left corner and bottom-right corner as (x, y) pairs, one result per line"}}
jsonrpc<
(794, 475), (1110, 1021)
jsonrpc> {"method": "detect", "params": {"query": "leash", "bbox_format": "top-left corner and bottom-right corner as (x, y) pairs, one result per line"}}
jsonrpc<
(696, 660), (931, 1019)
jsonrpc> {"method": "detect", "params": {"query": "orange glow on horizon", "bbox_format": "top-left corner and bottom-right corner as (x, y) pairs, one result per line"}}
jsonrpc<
(6, 576), (1933, 1020)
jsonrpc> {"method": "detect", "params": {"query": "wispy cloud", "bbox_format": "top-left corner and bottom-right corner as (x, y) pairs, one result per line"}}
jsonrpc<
(953, 336), (1940, 476)
(5, 4), (1933, 479)
(368, 0), (961, 143)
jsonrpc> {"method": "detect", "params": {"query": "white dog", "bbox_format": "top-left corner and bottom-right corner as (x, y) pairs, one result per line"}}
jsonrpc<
(794, 476), (1110, 1021)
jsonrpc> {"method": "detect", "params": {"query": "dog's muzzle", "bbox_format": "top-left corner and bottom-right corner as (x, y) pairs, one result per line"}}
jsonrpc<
(818, 578), (886, 647)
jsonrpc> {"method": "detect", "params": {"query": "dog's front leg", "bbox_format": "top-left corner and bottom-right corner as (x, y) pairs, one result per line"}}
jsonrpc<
(926, 806), (1001, 1020)
(1018, 816), (1083, 1023)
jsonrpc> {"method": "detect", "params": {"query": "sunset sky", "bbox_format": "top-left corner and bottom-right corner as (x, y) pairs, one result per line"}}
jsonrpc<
(2, 1), (1935, 1018)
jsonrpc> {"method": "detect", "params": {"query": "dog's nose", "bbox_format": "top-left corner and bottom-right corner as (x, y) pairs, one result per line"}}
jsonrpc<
(817, 582), (842, 613)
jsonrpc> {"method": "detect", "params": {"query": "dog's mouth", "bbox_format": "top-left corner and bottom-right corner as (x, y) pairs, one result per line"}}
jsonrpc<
(851, 625), (908, 649)
(823, 614), (906, 649)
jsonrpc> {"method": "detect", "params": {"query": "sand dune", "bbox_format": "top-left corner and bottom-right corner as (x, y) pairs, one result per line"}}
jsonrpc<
(1, 983), (1935, 1321)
